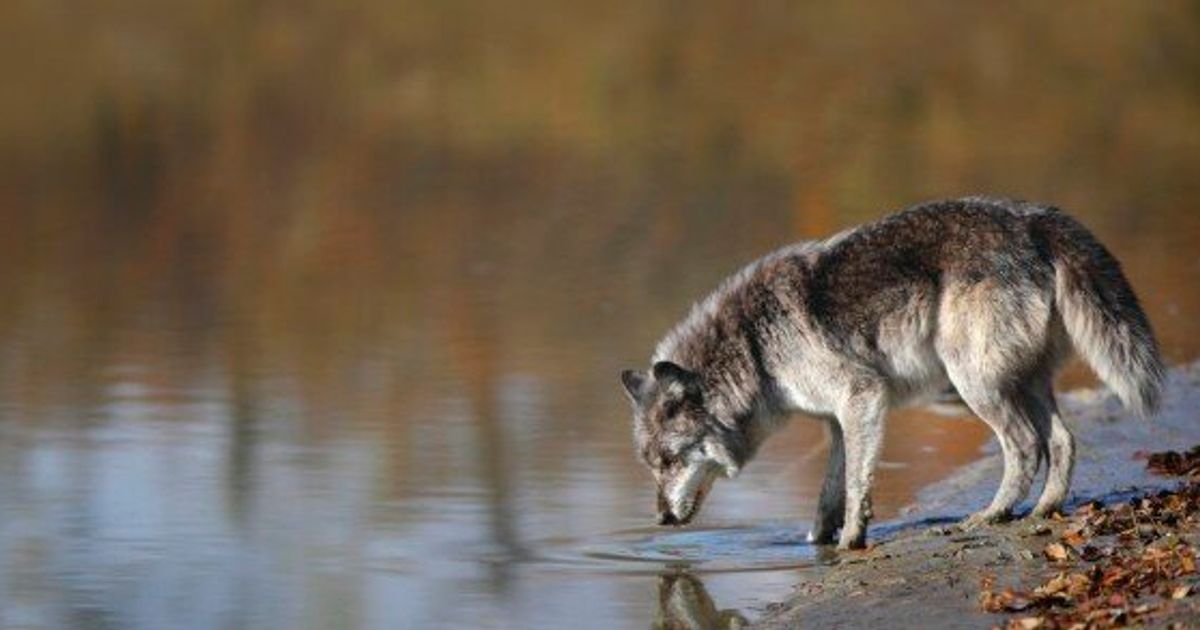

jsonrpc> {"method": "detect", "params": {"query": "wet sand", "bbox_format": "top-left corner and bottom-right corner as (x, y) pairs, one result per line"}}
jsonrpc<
(753, 362), (1200, 629)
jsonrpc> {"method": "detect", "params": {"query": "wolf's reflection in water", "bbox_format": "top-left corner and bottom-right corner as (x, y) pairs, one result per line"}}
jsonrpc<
(654, 571), (748, 630)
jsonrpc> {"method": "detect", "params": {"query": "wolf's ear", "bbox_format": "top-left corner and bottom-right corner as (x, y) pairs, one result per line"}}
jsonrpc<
(652, 361), (700, 399)
(702, 435), (741, 478)
(620, 369), (647, 403)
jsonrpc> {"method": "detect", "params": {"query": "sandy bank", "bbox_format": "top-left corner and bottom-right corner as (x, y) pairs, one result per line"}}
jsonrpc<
(753, 362), (1200, 629)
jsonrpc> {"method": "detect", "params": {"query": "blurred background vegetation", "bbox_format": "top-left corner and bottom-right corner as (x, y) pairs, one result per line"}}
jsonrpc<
(3, 1), (1197, 408)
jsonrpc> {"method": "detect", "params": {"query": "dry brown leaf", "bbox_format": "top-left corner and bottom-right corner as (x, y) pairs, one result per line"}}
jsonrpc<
(1044, 542), (1071, 562)
(1061, 530), (1087, 548)
(1040, 573), (1067, 594)
(979, 466), (1200, 628)
(1101, 568), (1130, 587)
(980, 589), (1033, 613)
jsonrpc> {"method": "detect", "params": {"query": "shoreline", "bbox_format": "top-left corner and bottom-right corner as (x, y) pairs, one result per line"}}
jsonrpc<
(751, 361), (1200, 629)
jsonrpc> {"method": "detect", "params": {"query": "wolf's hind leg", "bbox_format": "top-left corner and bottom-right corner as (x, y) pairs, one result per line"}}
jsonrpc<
(976, 410), (1040, 524)
(953, 385), (1043, 527)
(808, 419), (845, 545)
(938, 283), (1056, 527)
(1032, 391), (1074, 517)
(836, 387), (887, 550)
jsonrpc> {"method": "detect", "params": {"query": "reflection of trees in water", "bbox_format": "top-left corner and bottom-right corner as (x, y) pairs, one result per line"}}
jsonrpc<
(225, 320), (260, 530)
(441, 208), (524, 593)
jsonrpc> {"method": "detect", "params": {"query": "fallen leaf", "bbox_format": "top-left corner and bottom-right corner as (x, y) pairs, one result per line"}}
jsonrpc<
(980, 589), (1033, 613)
(1044, 543), (1071, 562)
(1061, 530), (1087, 548)
(1037, 573), (1071, 595)
(1147, 446), (1200, 477)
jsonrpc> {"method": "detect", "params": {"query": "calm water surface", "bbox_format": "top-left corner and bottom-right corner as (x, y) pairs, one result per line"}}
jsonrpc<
(1, 3), (1199, 628)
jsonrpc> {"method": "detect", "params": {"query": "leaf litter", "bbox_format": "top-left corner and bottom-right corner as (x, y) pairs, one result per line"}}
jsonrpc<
(980, 446), (1200, 629)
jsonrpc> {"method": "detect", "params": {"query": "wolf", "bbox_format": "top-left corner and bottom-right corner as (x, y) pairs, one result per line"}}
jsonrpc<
(620, 197), (1164, 549)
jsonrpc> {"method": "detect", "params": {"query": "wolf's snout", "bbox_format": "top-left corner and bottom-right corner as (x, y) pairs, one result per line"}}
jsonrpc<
(657, 511), (680, 526)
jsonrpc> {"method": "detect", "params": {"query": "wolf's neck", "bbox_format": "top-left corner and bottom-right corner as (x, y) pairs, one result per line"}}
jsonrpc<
(723, 380), (789, 457)
(675, 350), (786, 460)
(651, 242), (821, 459)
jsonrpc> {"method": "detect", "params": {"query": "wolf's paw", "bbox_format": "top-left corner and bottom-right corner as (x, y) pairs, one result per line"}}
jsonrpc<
(1030, 504), (1064, 520)
(925, 524), (955, 537)
(836, 529), (867, 550)
(958, 509), (1011, 531)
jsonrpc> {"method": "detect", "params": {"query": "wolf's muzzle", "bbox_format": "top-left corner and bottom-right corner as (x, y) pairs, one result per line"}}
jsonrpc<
(656, 489), (677, 526)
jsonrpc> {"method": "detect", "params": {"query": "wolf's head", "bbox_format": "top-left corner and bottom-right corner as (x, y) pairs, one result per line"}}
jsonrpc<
(620, 361), (744, 526)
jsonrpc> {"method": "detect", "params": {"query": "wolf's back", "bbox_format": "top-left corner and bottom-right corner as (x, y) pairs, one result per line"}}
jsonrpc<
(1032, 209), (1165, 415)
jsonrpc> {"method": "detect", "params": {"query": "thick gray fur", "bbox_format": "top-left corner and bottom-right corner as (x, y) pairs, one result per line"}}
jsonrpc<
(620, 197), (1164, 549)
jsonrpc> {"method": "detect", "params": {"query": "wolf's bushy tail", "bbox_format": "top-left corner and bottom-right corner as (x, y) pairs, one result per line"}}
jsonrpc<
(1034, 209), (1165, 416)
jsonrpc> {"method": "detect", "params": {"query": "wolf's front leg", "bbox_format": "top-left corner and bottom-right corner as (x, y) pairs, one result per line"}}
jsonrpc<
(807, 419), (845, 545)
(836, 390), (887, 550)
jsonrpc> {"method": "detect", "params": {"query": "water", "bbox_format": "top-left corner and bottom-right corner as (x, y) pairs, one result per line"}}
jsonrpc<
(1, 3), (1199, 628)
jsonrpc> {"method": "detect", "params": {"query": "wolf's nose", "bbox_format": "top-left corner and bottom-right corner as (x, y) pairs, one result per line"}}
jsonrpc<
(657, 511), (679, 526)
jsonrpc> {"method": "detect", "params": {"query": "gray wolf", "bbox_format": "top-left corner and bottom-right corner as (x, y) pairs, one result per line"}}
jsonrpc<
(620, 197), (1163, 549)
